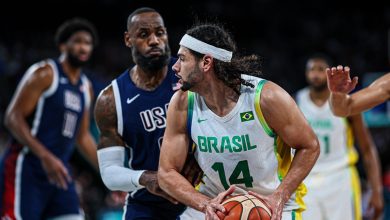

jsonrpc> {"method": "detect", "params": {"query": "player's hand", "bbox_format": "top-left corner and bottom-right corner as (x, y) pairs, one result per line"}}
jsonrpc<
(41, 153), (71, 190)
(205, 185), (236, 220)
(140, 171), (178, 204)
(326, 65), (358, 94)
(368, 190), (384, 220)
(248, 191), (284, 220)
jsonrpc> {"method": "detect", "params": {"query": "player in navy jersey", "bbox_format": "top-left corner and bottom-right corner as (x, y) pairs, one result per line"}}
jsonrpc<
(0, 18), (98, 220)
(94, 7), (188, 219)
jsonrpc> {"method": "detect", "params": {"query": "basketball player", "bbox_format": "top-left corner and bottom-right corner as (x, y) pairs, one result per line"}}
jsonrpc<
(94, 8), (187, 219)
(0, 18), (98, 220)
(157, 23), (320, 220)
(296, 55), (383, 220)
(327, 66), (390, 116)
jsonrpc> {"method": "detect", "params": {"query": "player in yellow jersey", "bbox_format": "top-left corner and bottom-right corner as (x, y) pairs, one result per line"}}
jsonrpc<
(296, 55), (383, 220)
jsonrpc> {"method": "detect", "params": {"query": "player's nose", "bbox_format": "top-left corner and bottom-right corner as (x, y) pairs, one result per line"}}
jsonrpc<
(148, 33), (159, 46)
(172, 59), (180, 73)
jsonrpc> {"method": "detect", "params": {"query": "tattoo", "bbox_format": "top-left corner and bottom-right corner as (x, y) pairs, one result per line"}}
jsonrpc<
(94, 85), (124, 149)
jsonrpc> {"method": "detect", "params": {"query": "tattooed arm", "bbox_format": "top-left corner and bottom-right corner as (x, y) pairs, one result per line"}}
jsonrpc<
(94, 85), (125, 151)
(94, 85), (176, 203)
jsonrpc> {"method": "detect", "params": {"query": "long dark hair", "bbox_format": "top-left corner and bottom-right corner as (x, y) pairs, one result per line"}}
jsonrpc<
(186, 23), (262, 94)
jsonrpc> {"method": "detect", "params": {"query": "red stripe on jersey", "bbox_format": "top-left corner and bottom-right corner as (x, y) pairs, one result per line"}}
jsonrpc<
(1, 143), (23, 220)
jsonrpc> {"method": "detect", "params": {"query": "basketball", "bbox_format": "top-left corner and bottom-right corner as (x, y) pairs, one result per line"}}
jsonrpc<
(217, 194), (272, 220)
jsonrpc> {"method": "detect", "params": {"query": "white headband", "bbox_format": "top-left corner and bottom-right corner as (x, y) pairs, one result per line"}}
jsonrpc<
(179, 34), (233, 62)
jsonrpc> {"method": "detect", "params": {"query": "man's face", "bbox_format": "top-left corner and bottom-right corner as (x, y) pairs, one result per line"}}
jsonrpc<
(172, 47), (203, 91)
(64, 30), (94, 68)
(306, 59), (329, 92)
(125, 12), (170, 72)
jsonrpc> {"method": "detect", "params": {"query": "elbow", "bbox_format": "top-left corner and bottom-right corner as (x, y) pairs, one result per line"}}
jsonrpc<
(103, 183), (121, 192)
(3, 115), (10, 130)
(300, 137), (320, 163)
(99, 168), (115, 191)
(99, 168), (123, 191)
(157, 167), (170, 191)
(312, 138), (321, 162)
(4, 111), (16, 131)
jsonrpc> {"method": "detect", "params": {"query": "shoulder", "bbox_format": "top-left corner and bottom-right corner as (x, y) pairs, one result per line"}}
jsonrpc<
(261, 81), (291, 104)
(96, 84), (114, 107)
(22, 60), (54, 89)
(259, 81), (298, 120)
(94, 84), (117, 125)
(294, 87), (308, 102)
(32, 61), (54, 80)
(169, 90), (189, 112)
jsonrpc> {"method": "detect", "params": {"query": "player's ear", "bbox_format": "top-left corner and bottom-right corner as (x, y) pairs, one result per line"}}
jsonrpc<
(202, 55), (213, 72)
(59, 43), (66, 53)
(124, 31), (132, 48)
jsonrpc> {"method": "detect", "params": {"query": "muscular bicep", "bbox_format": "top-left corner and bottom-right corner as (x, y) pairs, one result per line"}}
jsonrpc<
(94, 86), (125, 149)
(6, 65), (53, 118)
(159, 91), (189, 173)
(261, 82), (318, 149)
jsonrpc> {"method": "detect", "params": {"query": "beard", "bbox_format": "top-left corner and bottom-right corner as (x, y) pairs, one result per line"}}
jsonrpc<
(180, 67), (201, 91)
(67, 52), (89, 68)
(132, 45), (171, 72)
(180, 81), (193, 91)
(311, 82), (328, 92)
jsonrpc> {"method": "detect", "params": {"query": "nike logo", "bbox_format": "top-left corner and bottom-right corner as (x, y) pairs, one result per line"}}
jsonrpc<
(197, 118), (208, 123)
(127, 94), (140, 104)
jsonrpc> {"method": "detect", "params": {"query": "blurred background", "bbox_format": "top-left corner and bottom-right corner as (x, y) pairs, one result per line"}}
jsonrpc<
(0, 0), (390, 219)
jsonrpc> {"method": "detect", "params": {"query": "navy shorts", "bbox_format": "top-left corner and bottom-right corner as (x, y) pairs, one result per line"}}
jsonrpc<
(0, 148), (82, 220)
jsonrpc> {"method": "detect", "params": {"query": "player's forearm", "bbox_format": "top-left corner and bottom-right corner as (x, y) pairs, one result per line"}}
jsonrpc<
(98, 147), (145, 192)
(329, 92), (351, 117)
(158, 168), (210, 212)
(348, 86), (389, 116)
(276, 145), (320, 203)
(77, 133), (98, 170)
(4, 112), (51, 159)
(362, 145), (383, 194)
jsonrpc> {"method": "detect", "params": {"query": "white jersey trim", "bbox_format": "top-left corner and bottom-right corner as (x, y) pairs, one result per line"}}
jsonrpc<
(111, 80), (123, 136)
(80, 75), (91, 109)
(14, 148), (27, 220)
(44, 59), (59, 98)
(122, 193), (130, 220)
(30, 60), (58, 136)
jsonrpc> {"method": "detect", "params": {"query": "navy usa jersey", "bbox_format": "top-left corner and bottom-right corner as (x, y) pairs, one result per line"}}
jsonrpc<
(112, 58), (180, 202)
(12, 59), (90, 161)
(0, 59), (89, 218)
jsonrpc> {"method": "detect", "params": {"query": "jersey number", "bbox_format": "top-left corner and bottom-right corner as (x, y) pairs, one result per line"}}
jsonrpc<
(62, 111), (78, 138)
(317, 134), (330, 155)
(212, 160), (254, 190)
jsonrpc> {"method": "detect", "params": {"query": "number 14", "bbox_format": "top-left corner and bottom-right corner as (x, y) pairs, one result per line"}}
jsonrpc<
(211, 160), (254, 190)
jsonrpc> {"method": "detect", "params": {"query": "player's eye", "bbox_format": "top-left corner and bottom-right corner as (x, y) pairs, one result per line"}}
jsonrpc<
(156, 30), (166, 37)
(139, 31), (148, 38)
